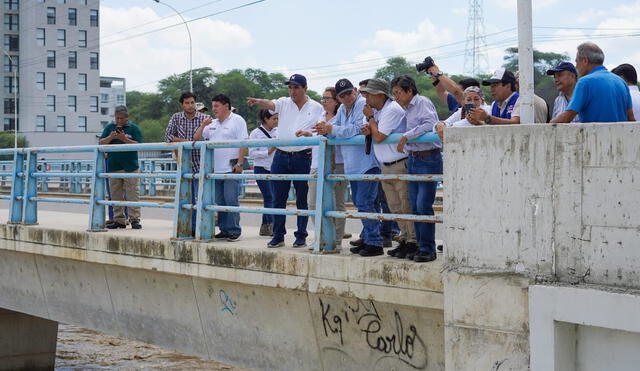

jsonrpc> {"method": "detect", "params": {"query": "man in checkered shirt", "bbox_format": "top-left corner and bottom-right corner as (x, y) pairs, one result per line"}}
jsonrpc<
(165, 92), (212, 236)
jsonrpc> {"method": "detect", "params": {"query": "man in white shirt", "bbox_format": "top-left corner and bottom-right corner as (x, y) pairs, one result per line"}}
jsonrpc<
(195, 94), (248, 242)
(612, 63), (640, 121)
(247, 74), (324, 248)
(360, 78), (415, 258)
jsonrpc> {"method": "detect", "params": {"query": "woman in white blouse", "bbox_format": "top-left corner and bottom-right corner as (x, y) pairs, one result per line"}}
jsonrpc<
(434, 86), (492, 141)
(249, 109), (278, 236)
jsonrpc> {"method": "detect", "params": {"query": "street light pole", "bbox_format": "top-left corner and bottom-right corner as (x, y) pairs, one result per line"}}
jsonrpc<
(1, 48), (18, 150)
(152, 0), (193, 93)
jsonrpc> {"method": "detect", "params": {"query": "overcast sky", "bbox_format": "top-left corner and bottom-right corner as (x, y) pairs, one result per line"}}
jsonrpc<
(100, 0), (640, 94)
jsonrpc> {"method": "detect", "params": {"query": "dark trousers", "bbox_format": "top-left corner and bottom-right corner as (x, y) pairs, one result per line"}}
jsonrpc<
(408, 153), (443, 254)
(270, 150), (311, 240)
(254, 166), (274, 225)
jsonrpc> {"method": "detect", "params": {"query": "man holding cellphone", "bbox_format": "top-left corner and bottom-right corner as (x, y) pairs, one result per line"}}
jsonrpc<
(99, 105), (143, 230)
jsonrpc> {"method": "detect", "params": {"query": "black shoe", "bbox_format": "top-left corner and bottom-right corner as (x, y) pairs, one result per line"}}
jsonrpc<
(349, 238), (364, 247)
(227, 233), (241, 242)
(292, 236), (307, 248)
(383, 236), (393, 247)
(396, 242), (415, 259)
(359, 244), (384, 257)
(130, 221), (142, 230)
(267, 237), (285, 248)
(437, 244), (444, 252)
(106, 221), (126, 229)
(349, 245), (365, 254)
(414, 250), (437, 263)
(387, 241), (406, 257)
(214, 232), (229, 240)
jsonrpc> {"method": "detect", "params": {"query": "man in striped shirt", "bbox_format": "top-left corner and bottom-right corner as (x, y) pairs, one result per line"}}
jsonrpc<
(165, 92), (212, 236)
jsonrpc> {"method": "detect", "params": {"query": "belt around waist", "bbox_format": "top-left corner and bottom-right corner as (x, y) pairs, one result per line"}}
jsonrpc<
(383, 157), (408, 167)
(410, 149), (442, 157)
(276, 148), (312, 155)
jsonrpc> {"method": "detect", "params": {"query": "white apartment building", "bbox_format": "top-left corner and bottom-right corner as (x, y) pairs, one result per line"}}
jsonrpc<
(99, 75), (125, 128)
(2, 0), (101, 150)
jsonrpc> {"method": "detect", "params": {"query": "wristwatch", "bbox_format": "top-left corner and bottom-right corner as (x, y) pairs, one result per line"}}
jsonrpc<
(433, 72), (443, 78)
(366, 115), (375, 121)
(484, 115), (492, 125)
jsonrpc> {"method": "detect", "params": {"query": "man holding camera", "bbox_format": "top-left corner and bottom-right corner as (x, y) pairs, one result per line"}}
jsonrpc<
(99, 105), (143, 229)
(469, 69), (520, 125)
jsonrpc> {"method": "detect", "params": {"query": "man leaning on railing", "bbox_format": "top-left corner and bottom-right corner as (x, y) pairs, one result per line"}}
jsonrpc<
(98, 105), (143, 230)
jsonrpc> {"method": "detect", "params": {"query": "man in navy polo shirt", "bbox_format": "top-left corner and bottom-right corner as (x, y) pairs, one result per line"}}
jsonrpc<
(247, 74), (324, 248)
(551, 42), (635, 123)
(470, 69), (520, 125)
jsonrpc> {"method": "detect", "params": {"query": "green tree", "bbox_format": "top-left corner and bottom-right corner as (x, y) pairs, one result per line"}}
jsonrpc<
(374, 57), (419, 82)
(0, 132), (27, 160)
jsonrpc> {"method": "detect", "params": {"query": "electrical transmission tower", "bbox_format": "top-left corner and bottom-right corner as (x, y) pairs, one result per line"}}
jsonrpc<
(464, 0), (489, 76)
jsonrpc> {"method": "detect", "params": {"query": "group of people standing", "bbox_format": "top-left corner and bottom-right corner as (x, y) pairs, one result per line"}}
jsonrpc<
(98, 41), (638, 265)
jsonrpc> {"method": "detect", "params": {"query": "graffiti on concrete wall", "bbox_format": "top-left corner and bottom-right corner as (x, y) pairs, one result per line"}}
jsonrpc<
(218, 289), (237, 316)
(318, 297), (428, 369)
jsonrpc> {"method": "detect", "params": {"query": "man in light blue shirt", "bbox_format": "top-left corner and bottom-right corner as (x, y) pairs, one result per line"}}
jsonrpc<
(313, 78), (382, 253)
(552, 42), (635, 123)
(547, 62), (580, 123)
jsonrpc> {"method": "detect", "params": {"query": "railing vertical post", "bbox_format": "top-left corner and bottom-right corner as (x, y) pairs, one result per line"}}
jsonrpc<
(139, 159), (147, 196)
(8, 150), (24, 223)
(22, 151), (38, 225)
(195, 144), (214, 240)
(173, 143), (194, 239)
(41, 160), (49, 192)
(149, 160), (156, 196)
(316, 138), (337, 253)
(88, 148), (106, 231)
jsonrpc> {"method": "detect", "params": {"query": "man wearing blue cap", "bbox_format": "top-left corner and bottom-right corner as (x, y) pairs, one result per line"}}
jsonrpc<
(547, 62), (579, 123)
(551, 42), (635, 123)
(247, 74), (324, 248)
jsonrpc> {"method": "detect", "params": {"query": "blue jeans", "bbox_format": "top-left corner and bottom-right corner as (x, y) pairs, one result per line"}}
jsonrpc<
(254, 166), (274, 225)
(408, 153), (443, 253)
(215, 176), (241, 235)
(350, 167), (382, 247)
(270, 150), (311, 240)
(375, 183), (399, 238)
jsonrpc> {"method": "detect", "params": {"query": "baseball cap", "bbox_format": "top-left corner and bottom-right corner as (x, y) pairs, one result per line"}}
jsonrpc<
(284, 74), (307, 86)
(482, 68), (516, 86)
(195, 102), (208, 112)
(359, 78), (390, 97)
(335, 78), (354, 97)
(546, 62), (578, 76)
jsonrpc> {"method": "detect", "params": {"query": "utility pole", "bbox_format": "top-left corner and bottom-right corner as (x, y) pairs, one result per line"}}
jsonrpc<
(464, 0), (489, 76)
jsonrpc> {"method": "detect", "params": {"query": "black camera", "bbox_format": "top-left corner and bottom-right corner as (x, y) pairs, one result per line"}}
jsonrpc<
(416, 56), (435, 73)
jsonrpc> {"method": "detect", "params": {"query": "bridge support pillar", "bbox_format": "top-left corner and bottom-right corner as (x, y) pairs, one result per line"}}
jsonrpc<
(0, 308), (58, 371)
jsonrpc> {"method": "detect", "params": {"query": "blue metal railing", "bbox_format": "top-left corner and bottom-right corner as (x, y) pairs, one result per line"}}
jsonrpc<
(1, 132), (441, 252)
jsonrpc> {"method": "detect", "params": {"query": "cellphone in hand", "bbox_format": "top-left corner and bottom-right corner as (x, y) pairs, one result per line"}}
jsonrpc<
(115, 127), (123, 133)
(464, 103), (475, 112)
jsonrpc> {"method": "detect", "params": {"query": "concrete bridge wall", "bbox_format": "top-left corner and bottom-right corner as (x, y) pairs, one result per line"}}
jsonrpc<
(443, 123), (640, 371)
(0, 225), (445, 370)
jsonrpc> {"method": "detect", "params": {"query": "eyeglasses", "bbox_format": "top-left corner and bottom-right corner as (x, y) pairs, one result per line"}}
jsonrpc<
(321, 96), (335, 102)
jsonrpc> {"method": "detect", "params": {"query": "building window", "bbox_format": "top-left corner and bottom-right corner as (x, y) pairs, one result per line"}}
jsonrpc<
(47, 7), (56, 25)
(4, 76), (17, 94)
(3, 55), (17, 72)
(100, 93), (109, 104)
(4, 118), (15, 131)
(36, 116), (45, 132)
(90, 96), (98, 112)
(4, 35), (17, 51)
(116, 94), (125, 105)
(4, 14), (18, 31)
(80, 0), (87, 5)
(36, 72), (45, 90)
(36, 28), (45, 46)
(68, 51), (77, 69)
(78, 73), (87, 91)
(68, 95), (76, 112)
(47, 50), (56, 68)
(57, 116), (66, 132)
(68, 8), (76, 25)
(90, 52), (98, 69)
(47, 95), (56, 112)
(57, 29), (66, 47)
(100, 107), (108, 115)
(89, 9), (98, 27)
(78, 30), (86, 47)
(57, 73), (65, 90)
(100, 121), (108, 128)
(4, 98), (15, 114)
(78, 116), (87, 132)
(57, 0), (66, 4)
(4, 0), (19, 10)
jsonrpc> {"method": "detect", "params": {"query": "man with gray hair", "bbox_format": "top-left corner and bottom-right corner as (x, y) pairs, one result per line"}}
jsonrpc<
(551, 42), (635, 123)
(99, 105), (143, 229)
